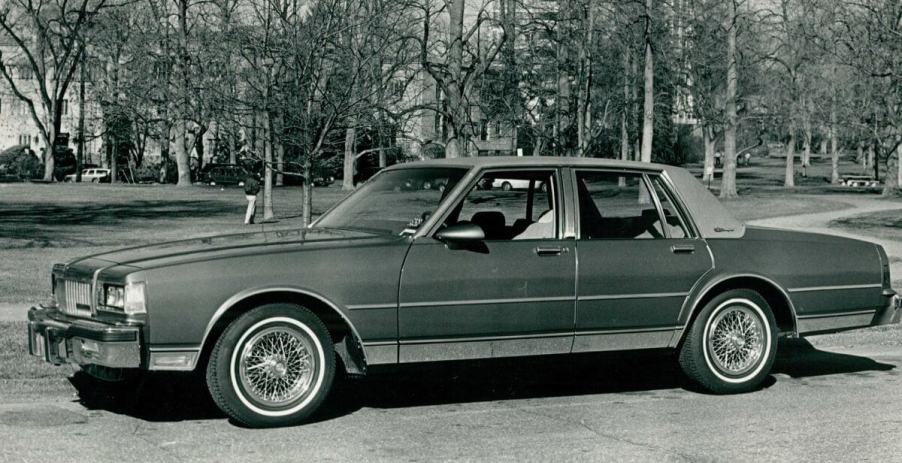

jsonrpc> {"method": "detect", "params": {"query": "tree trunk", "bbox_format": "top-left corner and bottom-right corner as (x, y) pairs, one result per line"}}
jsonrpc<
(720, 2), (739, 199)
(271, 113), (283, 186)
(576, 4), (594, 157)
(302, 155), (313, 226)
(867, 144), (875, 178)
(857, 144), (865, 173)
(830, 101), (839, 184)
(703, 126), (716, 185)
(884, 140), (901, 196)
(784, 126), (796, 188)
(76, 47), (86, 183)
(263, 116), (274, 221)
(639, 0), (654, 163)
(444, 0), (467, 159)
(343, 126), (356, 190)
(801, 101), (811, 178)
(620, 47), (630, 165)
(174, 122), (192, 186)
(160, 119), (171, 162)
(110, 137), (119, 184)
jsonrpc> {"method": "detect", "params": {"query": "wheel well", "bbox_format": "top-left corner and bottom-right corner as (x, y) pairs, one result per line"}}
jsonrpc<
(198, 291), (366, 375)
(687, 277), (796, 337)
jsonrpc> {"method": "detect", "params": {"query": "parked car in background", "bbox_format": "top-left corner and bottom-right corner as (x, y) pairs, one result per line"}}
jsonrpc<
(28, 157), (901, 428)
(201, 164), (251, 186)
(65, 168), (111, 183)
(487, 177), (548, 192)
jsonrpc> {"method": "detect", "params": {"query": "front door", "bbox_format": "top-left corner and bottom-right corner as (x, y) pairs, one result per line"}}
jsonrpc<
(572, 170), (713, 352)
(398, 168), (576, 362)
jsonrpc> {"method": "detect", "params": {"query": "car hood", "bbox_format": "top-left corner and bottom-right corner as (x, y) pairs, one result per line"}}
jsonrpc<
(66, 227), (397, 270)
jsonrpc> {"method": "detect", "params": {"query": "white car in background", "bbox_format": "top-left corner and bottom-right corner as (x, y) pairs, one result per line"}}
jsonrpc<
(490, 177), (548, 192)
(65, 168), (111, 183)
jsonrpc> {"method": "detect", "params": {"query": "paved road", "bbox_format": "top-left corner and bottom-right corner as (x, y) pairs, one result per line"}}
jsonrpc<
(2, 194), (901, 462)
(1, 341), (900, 462)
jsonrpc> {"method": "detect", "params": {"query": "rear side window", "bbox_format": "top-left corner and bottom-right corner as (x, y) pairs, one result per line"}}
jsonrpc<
(575, 171), (664, 240)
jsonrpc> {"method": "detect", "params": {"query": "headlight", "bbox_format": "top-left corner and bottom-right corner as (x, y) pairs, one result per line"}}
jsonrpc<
(103, 282), (146, 315)
(105, 285), (125, 308)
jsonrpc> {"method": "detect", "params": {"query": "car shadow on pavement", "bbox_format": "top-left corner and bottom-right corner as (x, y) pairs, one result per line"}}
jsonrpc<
(69, 371), (225, 422)
(67, 339), (895, 425)
(773, 338), (895, 378)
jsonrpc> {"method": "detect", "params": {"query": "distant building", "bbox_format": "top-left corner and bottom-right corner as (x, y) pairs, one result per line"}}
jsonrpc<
(0, 35), (105, 164)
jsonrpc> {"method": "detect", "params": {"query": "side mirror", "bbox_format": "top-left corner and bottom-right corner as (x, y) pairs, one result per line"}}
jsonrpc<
(435, 223), (485, 242)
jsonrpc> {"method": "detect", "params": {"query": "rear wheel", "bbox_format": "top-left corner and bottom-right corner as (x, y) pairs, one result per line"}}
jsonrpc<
(206, 304), (335, 427)
(678, 289), (777, 394)
(501, 181), (512, 191)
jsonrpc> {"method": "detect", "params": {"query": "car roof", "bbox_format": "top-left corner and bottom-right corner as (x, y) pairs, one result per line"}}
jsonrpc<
(384, 156), (667, 172)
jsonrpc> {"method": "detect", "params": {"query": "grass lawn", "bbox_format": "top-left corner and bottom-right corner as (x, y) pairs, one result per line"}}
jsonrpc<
(829, 210), (902, 243)
(0, 182), (350, 304)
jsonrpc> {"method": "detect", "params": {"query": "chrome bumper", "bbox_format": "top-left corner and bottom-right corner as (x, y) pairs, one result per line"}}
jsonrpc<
(873, 291), (902, 326)
(27, 305), (142, 369)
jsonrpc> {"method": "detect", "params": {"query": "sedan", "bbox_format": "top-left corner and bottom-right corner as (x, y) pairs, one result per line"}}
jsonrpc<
(28, 156), (901, 427)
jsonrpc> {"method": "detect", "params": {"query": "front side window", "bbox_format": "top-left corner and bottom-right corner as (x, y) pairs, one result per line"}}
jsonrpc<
(442, 170), (557, 240)
(315, 167), (467, 235)
(576, 171), (665, 240)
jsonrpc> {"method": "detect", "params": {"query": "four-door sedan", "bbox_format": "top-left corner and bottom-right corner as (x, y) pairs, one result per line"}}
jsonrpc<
(28, 157), (901, 427)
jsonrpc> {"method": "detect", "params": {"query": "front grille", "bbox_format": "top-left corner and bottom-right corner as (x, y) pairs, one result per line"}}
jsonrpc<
(62, 280), (93, 317)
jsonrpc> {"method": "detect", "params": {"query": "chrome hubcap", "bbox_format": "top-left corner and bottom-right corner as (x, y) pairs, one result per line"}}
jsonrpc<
(707, 305), (764, 376)
(238, 326), (316, 407)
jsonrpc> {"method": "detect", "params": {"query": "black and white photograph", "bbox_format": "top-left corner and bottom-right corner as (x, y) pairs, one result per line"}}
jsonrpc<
(1, 0), (901, 460)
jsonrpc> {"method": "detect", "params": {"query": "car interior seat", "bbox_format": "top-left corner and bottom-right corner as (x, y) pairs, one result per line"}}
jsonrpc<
(471, 211), (507, 240)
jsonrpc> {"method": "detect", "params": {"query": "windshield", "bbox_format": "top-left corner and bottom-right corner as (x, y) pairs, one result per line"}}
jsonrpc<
(315, 167), (469, 235)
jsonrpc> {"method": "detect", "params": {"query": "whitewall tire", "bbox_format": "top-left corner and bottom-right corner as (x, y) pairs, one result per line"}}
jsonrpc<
(206, 304), (335, 427)
(679, 289), (777, 394)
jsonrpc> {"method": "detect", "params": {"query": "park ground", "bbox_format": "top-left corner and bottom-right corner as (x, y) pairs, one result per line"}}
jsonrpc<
(1, 154), (902, 461)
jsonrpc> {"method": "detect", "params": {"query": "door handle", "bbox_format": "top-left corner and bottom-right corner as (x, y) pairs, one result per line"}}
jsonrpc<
(671, 244), (696, 254)
(535, 246), (564, 256)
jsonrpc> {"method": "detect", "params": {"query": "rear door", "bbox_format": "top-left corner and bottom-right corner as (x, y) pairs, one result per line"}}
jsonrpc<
(572, 169), (713, 352)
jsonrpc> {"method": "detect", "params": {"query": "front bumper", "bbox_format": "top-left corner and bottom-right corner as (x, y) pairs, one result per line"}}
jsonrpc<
(27, 305), (142, 369)
(874, 291), (902, 326)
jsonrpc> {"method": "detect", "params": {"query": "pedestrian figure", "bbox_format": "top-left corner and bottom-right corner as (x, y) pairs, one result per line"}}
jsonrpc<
(714, 150), (722, 168)
(244, 173), (261, 224)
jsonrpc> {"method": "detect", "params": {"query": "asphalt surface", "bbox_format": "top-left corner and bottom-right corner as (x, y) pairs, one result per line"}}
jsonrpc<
(2, 195), (901, 462)
(1, 341), (901, 462)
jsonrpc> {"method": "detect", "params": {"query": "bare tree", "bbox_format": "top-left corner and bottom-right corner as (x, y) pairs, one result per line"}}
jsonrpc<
(0, 0), (111, 181)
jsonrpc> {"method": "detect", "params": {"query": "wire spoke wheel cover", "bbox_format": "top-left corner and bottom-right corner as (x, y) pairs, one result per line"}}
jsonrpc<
(228, 316), (327, 417)
(237, 325), (317, 407)
(705, 305), (765, 376)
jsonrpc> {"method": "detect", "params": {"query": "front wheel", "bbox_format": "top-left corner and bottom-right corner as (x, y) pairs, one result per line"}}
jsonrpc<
(678, 289), (777, 394)
(206, 304), (335, 427)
